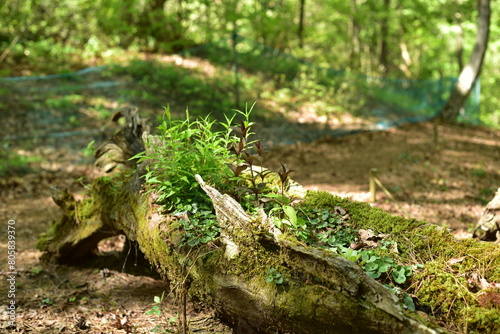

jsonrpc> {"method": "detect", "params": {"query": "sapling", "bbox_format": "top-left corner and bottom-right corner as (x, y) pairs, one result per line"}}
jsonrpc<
(227, 116), (271, 205)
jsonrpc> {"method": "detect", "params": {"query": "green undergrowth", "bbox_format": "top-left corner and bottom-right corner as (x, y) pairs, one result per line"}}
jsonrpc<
(0, 141), (44, 176)
(301, 190), (500, 334)
(110, 59), (235, 119)
(108, 56), (357, 126)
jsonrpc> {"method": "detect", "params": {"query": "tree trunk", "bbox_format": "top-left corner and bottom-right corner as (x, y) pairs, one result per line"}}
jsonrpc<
(455, 12), (464, 72)
(379, 0), (391, 75)
(298, 0), (306, 49)
(349, 0), (361, 70)
(473, 187), (500, 242)
(438, 0), (491, 123)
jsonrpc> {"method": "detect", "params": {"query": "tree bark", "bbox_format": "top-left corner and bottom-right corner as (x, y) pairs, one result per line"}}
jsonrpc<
(298, 0), (306, 49)
(438, 0), (491, 123)
(349, 0), (361, 70)
(379, 0), (391, 75)
(473, 187), (500, 242)
(455, 12), (464, 72)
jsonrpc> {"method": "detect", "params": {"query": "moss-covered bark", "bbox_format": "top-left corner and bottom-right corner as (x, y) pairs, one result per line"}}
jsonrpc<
(38, 169), (450, 334)
(302, 191), (500, 334)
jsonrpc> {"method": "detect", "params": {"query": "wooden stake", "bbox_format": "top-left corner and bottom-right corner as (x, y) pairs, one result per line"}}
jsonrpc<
(369, 168), (378, 202)
(369, 168), (395, 202)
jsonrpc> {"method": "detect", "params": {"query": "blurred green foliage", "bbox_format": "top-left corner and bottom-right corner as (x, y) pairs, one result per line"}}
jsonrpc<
(0, 141), (43, 176)
(0, 0), (498, 127)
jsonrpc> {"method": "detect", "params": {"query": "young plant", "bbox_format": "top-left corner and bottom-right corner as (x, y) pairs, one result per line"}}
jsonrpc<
(146, 291), (166, 316)
(226, 109), (270, 204)
(277, 162), (294, 203)
(177, 204), (220, 247)
(146, 291), (178, 333)
(133, 106), (238, 212)
(265, 268), (284, 285)
(359, 250), (413, 285)
(286, 208), (357, 249)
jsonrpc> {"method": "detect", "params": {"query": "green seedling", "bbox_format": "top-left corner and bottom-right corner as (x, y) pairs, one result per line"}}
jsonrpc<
(265, 268), (284, 285)
(146, 291), (166, 316)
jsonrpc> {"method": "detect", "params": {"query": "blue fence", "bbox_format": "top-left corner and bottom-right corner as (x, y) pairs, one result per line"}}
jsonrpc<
(0, 36), (480, 146)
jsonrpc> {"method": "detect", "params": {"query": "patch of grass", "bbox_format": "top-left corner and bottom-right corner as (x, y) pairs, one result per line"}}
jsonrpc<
(470, 167), (486, 178)
(45, 95), (80, 113)
(111, 60), (235, 119)
(477, 186), (496, 205)
(0, 144), (44, 176)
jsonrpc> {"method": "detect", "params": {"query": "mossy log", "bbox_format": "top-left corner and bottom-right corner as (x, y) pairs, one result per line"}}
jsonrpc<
(38, 108), (500, 334)
(37, 106), (448, 333)
(38, 168), (446, 334)
(39, 107), (500, 333)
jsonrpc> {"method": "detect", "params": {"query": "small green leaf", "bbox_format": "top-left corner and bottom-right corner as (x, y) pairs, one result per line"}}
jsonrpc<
(403, 293), (416, 311)
(367, 271), (381, 279)
(392, 268), (407, 284)
(376, 261), (391, 273)
(283, 205), (297, 227)
(365, 262), (379, 272)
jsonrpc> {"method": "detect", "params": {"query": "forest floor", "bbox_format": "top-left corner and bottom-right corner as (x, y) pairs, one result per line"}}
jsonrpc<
(0, 57), (499, 333)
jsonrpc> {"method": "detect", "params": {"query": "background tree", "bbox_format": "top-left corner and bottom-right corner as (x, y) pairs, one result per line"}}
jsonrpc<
(439, 0), (491, 122)
(298, 0), (306, 49)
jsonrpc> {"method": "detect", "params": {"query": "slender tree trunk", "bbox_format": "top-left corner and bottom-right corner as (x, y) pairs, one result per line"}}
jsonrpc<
(298, 0), (306, 49)
(455, 12), (464, 72)
(349, 0), (361, 70)
(258, 0), (267, 45)
(439, 0), (490, 123)
(379, 0), (391, 75)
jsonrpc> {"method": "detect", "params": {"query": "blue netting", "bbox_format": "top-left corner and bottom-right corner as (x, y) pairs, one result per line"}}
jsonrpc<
(0, 36), (480, 146)
(182, 35), (480, 127)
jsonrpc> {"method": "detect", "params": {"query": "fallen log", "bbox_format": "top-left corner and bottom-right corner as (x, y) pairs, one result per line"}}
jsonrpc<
(38, 108), (500, 333)
(38, 168), (445, 334)
(473, 187), (500, 242)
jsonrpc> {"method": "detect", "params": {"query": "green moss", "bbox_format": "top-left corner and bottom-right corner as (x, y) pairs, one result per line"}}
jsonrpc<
(301, 190), (425, 234)
(467, 307), (500, 334)
(36, 221), (58, 250)
(301, 190), (500, 333)
(226, 234), (284, 280)
(133, 199), (176, 279)
(36, 194), (103, 253)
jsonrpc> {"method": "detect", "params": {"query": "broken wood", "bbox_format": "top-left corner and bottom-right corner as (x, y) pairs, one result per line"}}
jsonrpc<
(473, 187), (500, 242)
